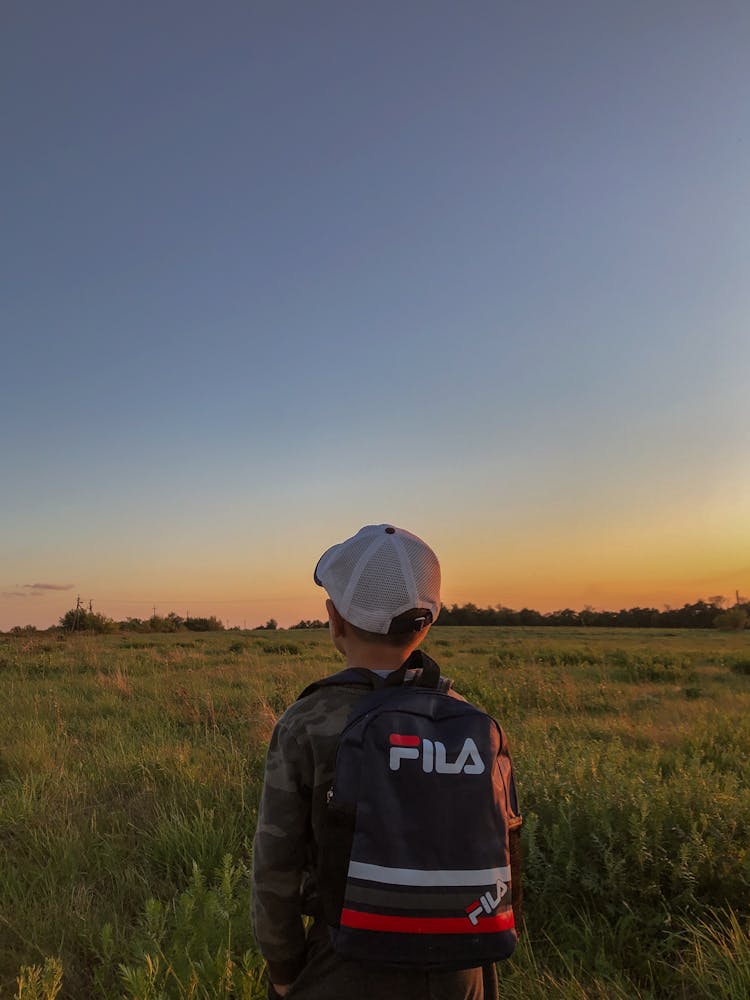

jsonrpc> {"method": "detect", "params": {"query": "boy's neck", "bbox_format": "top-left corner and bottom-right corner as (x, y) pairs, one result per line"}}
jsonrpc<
(346, 646), (409, 670)
(341, 639), (413, 672)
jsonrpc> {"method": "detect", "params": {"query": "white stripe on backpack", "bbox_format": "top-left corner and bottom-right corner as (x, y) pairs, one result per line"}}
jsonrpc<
(348, 861), (511, 887)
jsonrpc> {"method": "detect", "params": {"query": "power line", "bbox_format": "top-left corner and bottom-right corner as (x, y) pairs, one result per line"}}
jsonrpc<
(89, 595), (313, 605)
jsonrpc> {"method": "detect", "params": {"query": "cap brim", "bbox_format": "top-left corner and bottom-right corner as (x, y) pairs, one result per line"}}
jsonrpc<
(313, 543), (337, 587)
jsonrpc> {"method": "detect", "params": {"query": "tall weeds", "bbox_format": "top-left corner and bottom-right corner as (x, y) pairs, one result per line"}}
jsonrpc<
(2, 627), (749, 997)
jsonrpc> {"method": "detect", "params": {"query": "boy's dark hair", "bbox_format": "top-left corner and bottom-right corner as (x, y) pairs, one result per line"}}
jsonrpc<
(346, 609), (433, 648)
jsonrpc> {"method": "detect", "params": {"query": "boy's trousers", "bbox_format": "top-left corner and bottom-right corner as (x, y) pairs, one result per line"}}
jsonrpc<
(268, 919), (499, 1000)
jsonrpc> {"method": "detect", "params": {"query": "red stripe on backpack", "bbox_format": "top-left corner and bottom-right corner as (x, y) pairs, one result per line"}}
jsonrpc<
(340, 908), (515, 935)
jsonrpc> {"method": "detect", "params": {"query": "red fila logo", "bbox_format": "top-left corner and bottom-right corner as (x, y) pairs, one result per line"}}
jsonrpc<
(465, 881), (508, 925)
(388, 734), (485, 774)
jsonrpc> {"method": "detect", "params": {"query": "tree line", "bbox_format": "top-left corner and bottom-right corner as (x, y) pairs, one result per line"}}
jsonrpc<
(4, 597), (747, 636)
(54, 609), (228, 633)
(436, 598), (748, 630)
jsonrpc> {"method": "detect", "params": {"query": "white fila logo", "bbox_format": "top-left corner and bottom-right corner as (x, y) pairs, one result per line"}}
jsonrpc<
(465, 880), (508, 925)
(388, 734), (485, 774)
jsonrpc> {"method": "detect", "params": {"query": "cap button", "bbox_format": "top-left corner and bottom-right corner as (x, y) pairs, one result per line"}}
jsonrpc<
(385, 526), (396, 534)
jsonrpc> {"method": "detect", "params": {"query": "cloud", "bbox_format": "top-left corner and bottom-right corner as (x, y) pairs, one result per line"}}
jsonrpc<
(2, 582), (74, 599)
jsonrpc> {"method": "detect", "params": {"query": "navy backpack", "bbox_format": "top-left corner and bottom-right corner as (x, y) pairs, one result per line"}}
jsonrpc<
(299, 649), (522, 970)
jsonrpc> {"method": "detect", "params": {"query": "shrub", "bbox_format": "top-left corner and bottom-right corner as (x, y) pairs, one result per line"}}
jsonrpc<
(58, 608), (116, 633)
(119, 857), (265, 999)
(14, 957), (63, 1000)
(259, 642), (300, 656)
(184, 616), (224, 632)
(714, 609), (748, 631)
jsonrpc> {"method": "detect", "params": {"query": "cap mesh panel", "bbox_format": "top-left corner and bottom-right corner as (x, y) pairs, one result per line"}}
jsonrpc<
(325, 535), (375, 597)
(349, 541), (411, 618)
(401, 536), (441, 609)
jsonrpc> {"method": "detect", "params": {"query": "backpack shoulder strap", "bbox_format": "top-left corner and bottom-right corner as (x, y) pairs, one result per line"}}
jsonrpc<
(297, 667), (380, 701)
(297, 651), (452, 700)
(410, 649), (440, 689)
(399, 648), (453, 692)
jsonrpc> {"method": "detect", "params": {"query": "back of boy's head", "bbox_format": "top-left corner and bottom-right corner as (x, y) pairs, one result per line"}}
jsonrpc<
(314, 524), (440, 646)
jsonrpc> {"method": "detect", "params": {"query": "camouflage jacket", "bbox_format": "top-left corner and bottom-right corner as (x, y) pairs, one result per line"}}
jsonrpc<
(252, 678), (371, 982)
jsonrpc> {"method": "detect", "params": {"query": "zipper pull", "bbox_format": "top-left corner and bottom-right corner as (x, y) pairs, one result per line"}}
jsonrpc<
(326, 786), (334, 805)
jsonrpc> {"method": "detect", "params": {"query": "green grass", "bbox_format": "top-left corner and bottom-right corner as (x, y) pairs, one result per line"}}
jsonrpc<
(1, 627), (749, 997)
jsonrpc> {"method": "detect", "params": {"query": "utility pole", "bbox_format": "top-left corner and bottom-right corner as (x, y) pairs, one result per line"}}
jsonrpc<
(737, 590), (742, 607)
(72, 595), (81, 631)
(88, 599), (93, 613)
(153, 605), (157, 619)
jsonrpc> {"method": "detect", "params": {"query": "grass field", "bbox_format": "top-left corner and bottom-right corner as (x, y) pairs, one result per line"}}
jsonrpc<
(2, 626), (749, 998)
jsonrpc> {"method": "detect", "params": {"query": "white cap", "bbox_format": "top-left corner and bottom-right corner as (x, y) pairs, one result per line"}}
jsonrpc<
(314, 524), (441, 635)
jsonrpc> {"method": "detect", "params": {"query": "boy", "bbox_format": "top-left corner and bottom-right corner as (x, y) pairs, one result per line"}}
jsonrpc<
(252, 524), (519, 999)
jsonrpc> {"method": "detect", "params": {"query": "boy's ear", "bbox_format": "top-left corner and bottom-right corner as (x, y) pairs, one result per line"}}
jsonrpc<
(326, 599), (346, 638)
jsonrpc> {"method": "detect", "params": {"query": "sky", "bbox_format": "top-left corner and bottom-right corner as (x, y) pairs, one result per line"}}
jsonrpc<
(2, 1), (749, 630)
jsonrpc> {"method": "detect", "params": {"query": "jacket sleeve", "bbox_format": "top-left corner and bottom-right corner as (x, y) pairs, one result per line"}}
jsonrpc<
(252, 715), (314, 985)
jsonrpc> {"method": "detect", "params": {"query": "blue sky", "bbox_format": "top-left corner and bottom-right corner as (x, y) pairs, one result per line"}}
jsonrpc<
(2, 1), (749, 628)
